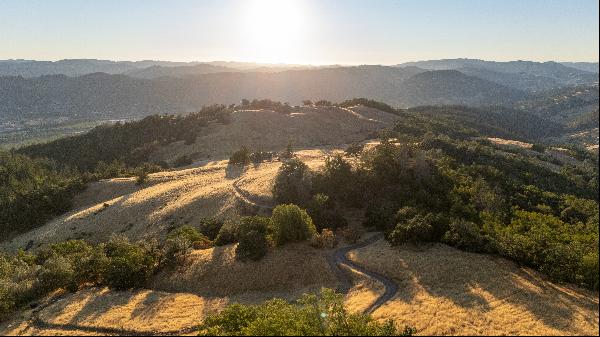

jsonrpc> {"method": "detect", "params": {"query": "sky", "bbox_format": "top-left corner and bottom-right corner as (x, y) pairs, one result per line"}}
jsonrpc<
(1, 0), (598, 65)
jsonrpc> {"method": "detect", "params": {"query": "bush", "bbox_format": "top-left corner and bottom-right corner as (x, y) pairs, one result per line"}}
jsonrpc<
(314, 100), (332, 107)
(103, 236), (162, 290)
(198, 288), (415, 336)
(280, 141), (295, 160)
(197, 217), (224, 241)
(214, 219), (241, 246)
(230, 147), (251, 166)
(531, 143), (546, 153)
(312, 155), (360, 206)
(36, 240), (107, 290)
(249, 151), (276, 164)
(442, 219), (489, 252)
(235, 216), (272, 261)
(165, 225), (211, 264)
(37, 255), (76, 293)
(167, 225), (206, 243)
(307, 194), (347, 231)
(389, 209), (442, 245)
(363, 202), (397, 231)
(272, 159), (312, 205)
(135, 170), (148, 185)
(236, 230), (270, 261)
(495, 210), (599, 289)
(271, 204), (316, 246)
(310, 229), (337, 249)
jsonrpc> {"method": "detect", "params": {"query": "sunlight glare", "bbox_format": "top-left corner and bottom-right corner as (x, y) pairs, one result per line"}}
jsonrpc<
(241, 0), (309, 63)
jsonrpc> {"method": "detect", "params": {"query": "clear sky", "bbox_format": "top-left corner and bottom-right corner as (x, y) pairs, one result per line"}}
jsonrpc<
(1, 0), (598, 65)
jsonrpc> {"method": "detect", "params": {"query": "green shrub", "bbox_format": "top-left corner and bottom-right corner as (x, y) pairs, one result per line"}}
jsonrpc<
(36, 240), (107, 289)
(307, 194), (348, 231)
(442, 219), (489, 252)
(312, 155), (360, 206)
(198, 217), (224, 241)
(135, 170), (148, 185)
(235, 216), (272, 261)
(363, 202), (397, 231)
(103, 236), (161, 290)
(236, 230), (270, 261)
(167, 225), (205, 243)
(249, 151), (276, 164)
(271, 204), (316, 246)
(389, 209), (442, 245)
(314, 100), (332, 107)
(198, 288), (415, 336)
(495, 210), (599, 288)
(214, 219), (241, 246)
(230, 147), (251, 166)
(37, 255), (76, 293)
(272, 159), (312, 205)
(165, 225), (210, 264)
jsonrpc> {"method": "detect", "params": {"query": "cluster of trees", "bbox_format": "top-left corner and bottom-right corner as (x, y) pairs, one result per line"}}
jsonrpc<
(0, 236), (164, 319)
(19, 104), (233, 172)
(0, 151), (85, 237)
(0, 105), (236, 237)
(229, 146), (277, 166)
(239, 99), (297, 114)
(198, 288), (415, 336)
(338, 98), (398, 114)
(0, 223), (217, 320)
(210, 204), (316, 261)
(272, 133), (599, 289)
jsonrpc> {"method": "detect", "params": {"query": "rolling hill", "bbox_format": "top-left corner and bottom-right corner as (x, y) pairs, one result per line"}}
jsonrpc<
(0, 66), (528, 122)
(398, 59), (598, 91)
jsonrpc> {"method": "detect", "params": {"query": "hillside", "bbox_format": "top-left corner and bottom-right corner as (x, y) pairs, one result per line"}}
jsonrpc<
(0, 59), (206, 77)
(1, 146), (598, 335)
(1, 102), (598, 336)
(396, 70), (526, 106)
(124, 64), (237, 79)
(398, 59), (598, 91)
(0, 66), (532, 122)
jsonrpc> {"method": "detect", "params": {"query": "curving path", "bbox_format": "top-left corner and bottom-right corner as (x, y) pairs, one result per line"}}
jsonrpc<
(329, 233), (398, 314)
(232, 176), (274, 215)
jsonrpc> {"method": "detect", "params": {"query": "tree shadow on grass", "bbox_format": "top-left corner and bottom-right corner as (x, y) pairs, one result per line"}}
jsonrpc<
(358, 241), (598, 333)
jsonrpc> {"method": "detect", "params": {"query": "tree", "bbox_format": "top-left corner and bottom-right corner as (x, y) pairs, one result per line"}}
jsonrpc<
(271, 204), (316, 245)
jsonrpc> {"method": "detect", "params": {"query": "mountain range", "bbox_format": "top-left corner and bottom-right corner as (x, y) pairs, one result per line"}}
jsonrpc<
(0, 58), (597, 127)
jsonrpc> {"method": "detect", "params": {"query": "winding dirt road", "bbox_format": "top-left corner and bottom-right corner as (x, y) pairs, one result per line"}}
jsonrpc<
(329, 233), (398, 314)
(231, 175), (398, 314)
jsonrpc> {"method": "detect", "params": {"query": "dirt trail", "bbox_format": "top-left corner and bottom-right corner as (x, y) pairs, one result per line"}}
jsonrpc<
(330, 233), (398, 314)
(232, 176), (274, 215)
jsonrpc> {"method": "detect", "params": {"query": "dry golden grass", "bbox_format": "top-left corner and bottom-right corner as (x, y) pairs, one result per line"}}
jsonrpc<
(349, 239), (599, 336)
(487, 137), (533, 149)
(0, 162), (239, 252)
(0, 288), (224, 336)
(152, 106), (398, 163)
(0, 147), (336, 253)
(151, 241), (338, 300)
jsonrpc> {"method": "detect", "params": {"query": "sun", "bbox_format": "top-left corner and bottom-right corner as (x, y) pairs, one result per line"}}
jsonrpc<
(241, 0), (309, 63)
